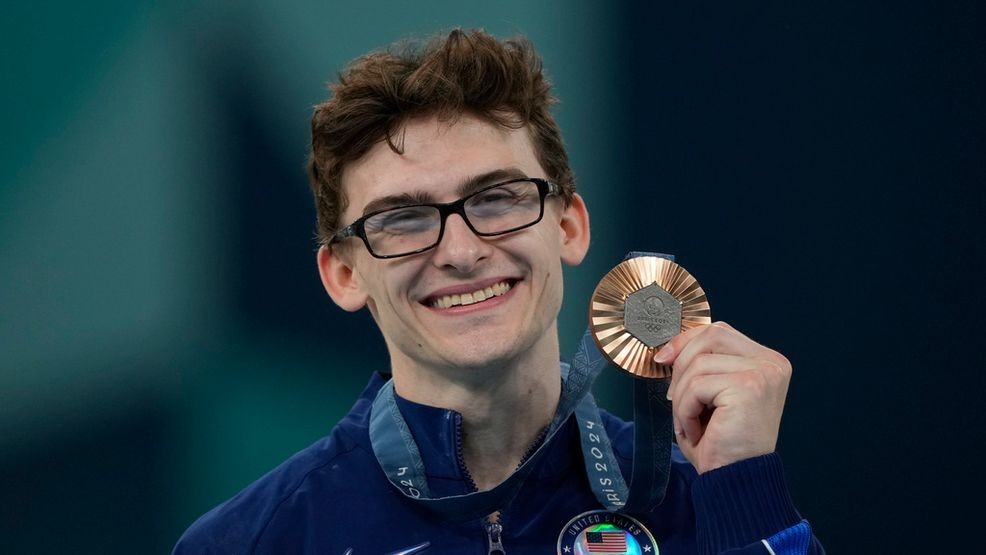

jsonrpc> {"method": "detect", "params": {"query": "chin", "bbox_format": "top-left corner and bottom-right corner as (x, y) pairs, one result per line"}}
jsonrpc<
(437, 336), (523, 370)
(445, 348), (513, 370)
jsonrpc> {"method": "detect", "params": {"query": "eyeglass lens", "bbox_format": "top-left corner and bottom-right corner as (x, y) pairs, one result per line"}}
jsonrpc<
(363, 180), (543, 257)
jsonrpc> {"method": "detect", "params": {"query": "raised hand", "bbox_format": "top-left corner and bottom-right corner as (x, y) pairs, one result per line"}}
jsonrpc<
(655, 321), (792, 474)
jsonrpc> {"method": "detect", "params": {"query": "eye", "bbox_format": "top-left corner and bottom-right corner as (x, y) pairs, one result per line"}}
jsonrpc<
(473, 188), (517, 204)
(467, 182), (535, 215)
(366, 206), (437, 234)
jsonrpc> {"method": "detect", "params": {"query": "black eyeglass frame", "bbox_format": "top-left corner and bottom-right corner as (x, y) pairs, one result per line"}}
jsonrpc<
(330, 177), (562, 259)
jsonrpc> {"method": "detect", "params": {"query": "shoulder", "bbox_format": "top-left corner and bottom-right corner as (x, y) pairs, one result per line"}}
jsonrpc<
(173, 376), (389, 553)
(173, 425), (374, 553)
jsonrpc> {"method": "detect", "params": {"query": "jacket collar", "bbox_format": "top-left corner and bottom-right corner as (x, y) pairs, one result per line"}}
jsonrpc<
(357, 370), (578, 495)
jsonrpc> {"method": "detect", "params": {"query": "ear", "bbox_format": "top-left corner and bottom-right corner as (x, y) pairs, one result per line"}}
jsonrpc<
(558, 193), (591, 266)
(317, 245), (369, 312)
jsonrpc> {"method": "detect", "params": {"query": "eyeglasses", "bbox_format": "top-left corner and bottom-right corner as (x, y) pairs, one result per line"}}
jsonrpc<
(331, 178), (561, 259)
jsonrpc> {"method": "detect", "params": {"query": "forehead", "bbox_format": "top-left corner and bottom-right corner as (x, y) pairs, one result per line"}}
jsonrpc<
(339, 113), (544, 219)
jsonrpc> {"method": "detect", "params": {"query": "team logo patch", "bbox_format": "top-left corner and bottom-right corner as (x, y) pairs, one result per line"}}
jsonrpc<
(557, 510), (659, 554)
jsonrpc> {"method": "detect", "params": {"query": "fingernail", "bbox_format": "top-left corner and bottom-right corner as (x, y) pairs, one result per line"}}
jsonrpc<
(673, 418), (683, 438)
(654, 342), (674, 364)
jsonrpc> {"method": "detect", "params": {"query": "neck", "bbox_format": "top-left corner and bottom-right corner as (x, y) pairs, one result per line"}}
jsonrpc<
(390, 332), (562, 491)
(456, 369), (558, 491)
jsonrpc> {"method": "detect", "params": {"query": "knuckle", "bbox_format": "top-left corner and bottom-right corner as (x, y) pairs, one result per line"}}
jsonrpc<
(743, 371), (769, 397)
(709, 322), (729, 335)
(703, 323), (727, 342)
(696, 322), (714, 335)
(752, 359), (790, 392)
(670, 357), (685, 375)
(778, 361), (792, 379)
(692, 373), (712, 392)
(776, 353), (793, 374)
(672, 399), (687, 420)
(763, 351), (793, 377)
(691, 352), (712, 370)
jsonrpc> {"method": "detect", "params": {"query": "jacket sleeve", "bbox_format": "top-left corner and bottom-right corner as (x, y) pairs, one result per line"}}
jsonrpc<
(690, 454), (825, 555)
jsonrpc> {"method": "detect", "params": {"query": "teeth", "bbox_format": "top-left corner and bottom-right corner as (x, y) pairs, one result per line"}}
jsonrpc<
(431, 280), (513, 309)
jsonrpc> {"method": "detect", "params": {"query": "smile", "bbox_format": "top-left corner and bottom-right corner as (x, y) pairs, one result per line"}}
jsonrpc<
(430, 280), (514, 309)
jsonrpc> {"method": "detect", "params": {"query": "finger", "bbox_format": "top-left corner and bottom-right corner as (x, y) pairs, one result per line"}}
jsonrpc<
(674, 372), (736, 445)
(668, 352), (764, 404)
(654, 323), (714, 400)
(675, 322), (761, 369)
(652, 322), (712, 365)
(654, 320), (746, 359)
(669, 322), (778, 395)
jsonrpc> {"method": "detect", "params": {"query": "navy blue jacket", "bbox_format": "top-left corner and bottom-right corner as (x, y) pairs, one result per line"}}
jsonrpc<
(175, 372), (823, 554)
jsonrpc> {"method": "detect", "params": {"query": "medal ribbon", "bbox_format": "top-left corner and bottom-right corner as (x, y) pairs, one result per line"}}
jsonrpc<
(368, 252), (675, 521)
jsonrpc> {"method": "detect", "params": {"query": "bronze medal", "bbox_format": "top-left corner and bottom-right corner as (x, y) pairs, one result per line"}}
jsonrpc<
(589, 256), (711, 379)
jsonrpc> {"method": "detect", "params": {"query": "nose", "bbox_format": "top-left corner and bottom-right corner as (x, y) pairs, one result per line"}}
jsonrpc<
(430, 213), (491, 273)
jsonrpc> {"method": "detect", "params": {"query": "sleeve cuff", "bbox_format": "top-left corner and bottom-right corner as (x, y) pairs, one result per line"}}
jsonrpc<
(691, 453), (804, 554)
(764, 520), (812, 555)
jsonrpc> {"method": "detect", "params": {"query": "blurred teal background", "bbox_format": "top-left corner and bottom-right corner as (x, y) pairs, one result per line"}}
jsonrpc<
(1, 2), (626, 552)
(3, 2), (984, 553)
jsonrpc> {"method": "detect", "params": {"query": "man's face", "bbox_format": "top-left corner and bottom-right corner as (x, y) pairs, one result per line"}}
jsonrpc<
(320, 113), (589, 373)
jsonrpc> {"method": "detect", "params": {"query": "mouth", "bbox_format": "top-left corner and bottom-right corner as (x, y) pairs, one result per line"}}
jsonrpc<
(424, 279), (520, 309)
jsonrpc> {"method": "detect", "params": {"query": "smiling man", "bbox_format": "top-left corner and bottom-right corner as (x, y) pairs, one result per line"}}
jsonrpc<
(174, 30), (824, 554)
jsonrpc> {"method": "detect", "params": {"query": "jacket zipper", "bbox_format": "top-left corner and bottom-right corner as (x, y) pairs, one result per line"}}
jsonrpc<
(485, 521), (505, 554)
(454, 413), (503, 553)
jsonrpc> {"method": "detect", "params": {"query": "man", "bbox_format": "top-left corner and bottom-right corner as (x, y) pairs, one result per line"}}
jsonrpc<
(175, 29), (824, 554)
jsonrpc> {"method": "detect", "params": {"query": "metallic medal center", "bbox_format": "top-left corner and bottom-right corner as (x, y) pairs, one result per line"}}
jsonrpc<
(624, 283), (682, 348)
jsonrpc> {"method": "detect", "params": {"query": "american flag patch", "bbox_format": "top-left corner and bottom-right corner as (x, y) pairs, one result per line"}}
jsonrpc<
(585, 530), (627, 553)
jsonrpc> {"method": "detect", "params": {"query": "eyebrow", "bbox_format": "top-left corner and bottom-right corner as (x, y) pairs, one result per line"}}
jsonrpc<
(360, 168), (530, 216)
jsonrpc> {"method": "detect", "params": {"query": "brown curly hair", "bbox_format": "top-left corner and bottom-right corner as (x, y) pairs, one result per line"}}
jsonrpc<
(307, 28), (576, 247)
